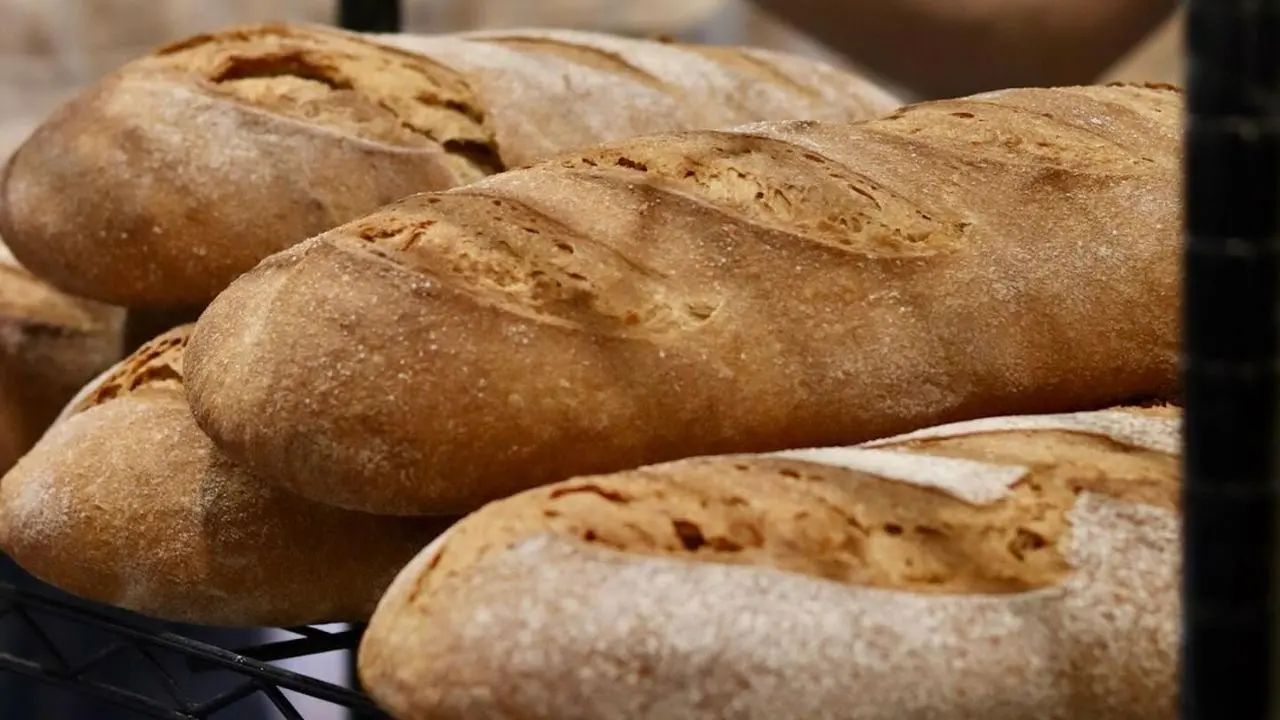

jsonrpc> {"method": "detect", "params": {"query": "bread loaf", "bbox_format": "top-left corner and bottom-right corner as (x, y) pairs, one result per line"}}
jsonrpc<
(0, 23), (898, 308)
(185, 83), (1183, 517)
(0, 324), (451, 626)
(0, 236), (123, 472)
(359, 404), (1181, 720)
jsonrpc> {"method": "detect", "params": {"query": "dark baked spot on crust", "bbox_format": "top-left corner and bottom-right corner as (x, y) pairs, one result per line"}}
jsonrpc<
(559, 132), (971, 259)
(671, 519), (707, 551)
(142, 23), (502, 177)
(417, 424), (1179, 600)
(548, 484), (631, 503)
(74, 325), (190, 414)
(335, 192), (723, 337)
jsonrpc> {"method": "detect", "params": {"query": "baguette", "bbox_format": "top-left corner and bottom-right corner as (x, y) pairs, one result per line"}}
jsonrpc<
(185, 83), (1183, 517)
(0, 23), (898, 308)
(359, 404), (1181, 720)
(0, 325), (450, 626)
(0, 237), (124, 472)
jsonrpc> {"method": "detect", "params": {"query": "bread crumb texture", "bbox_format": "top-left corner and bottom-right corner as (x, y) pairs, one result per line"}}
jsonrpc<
(361, 405), (1181, 718)
(346, 83), (1180, 314)
(138, 23), (896, 184)
(146, 24), (498, 179)
(72, 324), (189, 413)
(339, 192), (722, 337)
(415, 406), (1179, 598)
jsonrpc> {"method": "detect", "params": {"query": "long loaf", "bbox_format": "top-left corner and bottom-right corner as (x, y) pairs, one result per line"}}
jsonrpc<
(0, 23), (897, 308)
(359, 405), (1182, 720)
(0, 325), (450, 626)
(185, 83), (1183, 516)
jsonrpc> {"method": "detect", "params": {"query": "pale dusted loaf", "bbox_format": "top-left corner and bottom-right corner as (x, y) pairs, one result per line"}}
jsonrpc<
(0, 236), (124, 472)
(359, 405), (1181, 720)
(0, 22), (897, 308)
(186, 83), (1183, 517)
(0, 325), (451, 626)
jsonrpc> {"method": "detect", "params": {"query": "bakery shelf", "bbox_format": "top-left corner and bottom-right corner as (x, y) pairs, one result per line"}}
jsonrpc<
(0, 580), (388, 719)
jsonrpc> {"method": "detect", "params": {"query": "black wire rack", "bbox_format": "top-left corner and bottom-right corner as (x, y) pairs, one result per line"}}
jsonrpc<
(0, 579), (388, 719)
(1180, 0), (1280, 718)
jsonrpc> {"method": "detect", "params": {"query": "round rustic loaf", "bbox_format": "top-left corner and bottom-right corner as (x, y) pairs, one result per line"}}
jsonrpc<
(0, 22), (897, 308)
(0, 236), (124, 472)
(360, 405), (1180, 720)
(0, 324), (450, 626)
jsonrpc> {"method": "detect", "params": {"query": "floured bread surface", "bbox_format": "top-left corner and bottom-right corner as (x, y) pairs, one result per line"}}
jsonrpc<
(359, 405), (1180, 719)
(0, 324), (449, 626)
(0, 23), (897, 308)
(147, 24), (498, 178)
(186, 84), (1182, 517)
(0, 237), (124, 472)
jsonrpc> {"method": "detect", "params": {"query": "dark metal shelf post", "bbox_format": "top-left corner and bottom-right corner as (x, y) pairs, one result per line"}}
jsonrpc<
(1181, 0), (1280, 718)
(338, 0), (403, 33)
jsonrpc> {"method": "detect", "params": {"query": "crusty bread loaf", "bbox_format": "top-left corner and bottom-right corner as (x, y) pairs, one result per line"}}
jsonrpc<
(0, 324), (451, 626)
(0, 23), (898, 308)
(0, 236), (124, 472)
(359, 405), (1181, 720)
(185, 83), (1183, 517)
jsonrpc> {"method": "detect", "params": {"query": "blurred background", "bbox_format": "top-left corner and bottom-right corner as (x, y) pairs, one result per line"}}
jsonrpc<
(0, 0), (1182, 160)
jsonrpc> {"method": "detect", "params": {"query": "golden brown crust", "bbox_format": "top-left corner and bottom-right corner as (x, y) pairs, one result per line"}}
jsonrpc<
(0, 324), (450, 626)
(186, 84), (1183, 516)
(0, 241), (124, 472)
(359, 406), (1181, 720)
(0, 23), (898, 308)
(393, 405), (1180, 602)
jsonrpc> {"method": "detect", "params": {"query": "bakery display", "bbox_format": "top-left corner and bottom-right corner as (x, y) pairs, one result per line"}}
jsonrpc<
(0, 22), (898, 308)
(359, 404), (1181, 720)
(0, 236), (124, 473)
(0, 325), (452, 626)
(0, 5), (1205, 712)
(185, 82), (1183, 517)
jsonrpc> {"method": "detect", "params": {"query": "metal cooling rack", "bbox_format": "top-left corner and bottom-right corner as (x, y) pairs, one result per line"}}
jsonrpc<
(0, 580), (388, 720)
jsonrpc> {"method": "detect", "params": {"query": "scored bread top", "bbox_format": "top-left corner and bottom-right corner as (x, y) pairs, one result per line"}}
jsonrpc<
(332, 82), (1180, 334)
(66, 323), (189, 416)
(145, 24), (498, 182)
(398, 405), (1180, 600)
(0, 23), (897, 307)
(381, 26), (899, 167)
(186, 83), (1182, 516)
(360, 405), (1181, 719)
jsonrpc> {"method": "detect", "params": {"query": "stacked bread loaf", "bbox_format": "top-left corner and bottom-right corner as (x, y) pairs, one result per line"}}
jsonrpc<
(0, 22), (898, 309)
(360, 404), (1181, 719)
(0, 22), (900, 625)
(0, 325), (451, 626)
(0, 237), (123, 474)
(185, 82), (1182, 517)
(0, 17), (1185, 719)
